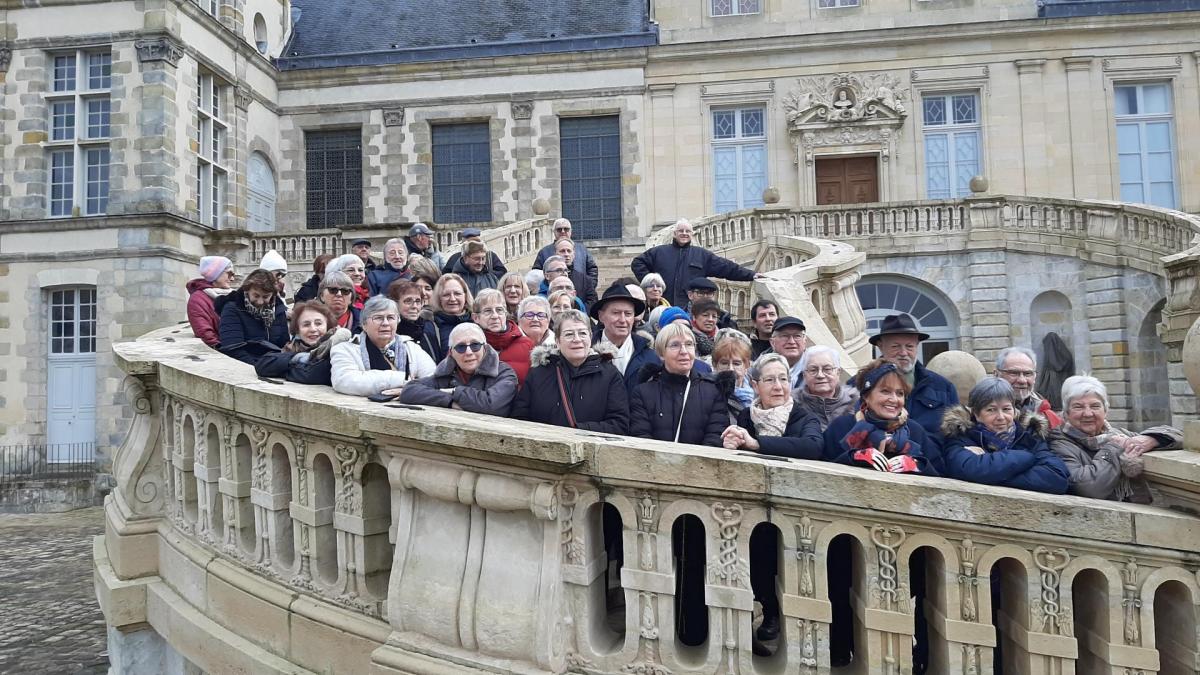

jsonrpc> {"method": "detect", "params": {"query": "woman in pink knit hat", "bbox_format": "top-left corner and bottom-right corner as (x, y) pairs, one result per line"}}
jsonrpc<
(186, 256), (235, 347)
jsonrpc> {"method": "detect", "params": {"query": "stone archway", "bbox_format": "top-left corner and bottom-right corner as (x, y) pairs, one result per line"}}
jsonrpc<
(856, 275), (958, 363)
(1131, 299), (1170, 428)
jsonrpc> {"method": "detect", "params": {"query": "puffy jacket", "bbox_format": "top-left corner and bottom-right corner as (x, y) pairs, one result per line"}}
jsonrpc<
(940, 406), (1069, 494)
(422, 312), (474, 363)
(485, 319), (534, 386)
(593, 331), (663, 399)
(399, 346), (518, 416)
(823, 413), (944, 476)
(450, 257), (500, 297)
(1048, 422), (1182, 503)
(631, 242), (755, 308)
(215, 289), (289, 365)
(793, 385), (861, 432)
(535, 240), (599, 291)
(906, 362), (959, 439)
(294, 274), (321, 302)
(511, 342), (629, 435)
(186, 278), (225, 347)
(735, 404), (824, 460)
(1020, 393), (1063, 429)
(629, 364), (727, 447)
(329, 334), (437, 397)
(365, 264), (409, 297)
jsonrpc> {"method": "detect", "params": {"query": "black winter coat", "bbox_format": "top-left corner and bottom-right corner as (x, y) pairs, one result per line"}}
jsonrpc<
(630, 364), (727, 447)
(442, 250), (507, 278)
(253, 339), (334, 385)
(735, 404), (824, 460)
(511, 343), (629, 435)
(215, 289), (289, 365)
(631, 242), (755, 308)
(906, 362), (959, 440)
(535, 241), (599, 291)
(294, 274), (321, 302)
(365, 264), (408, 297)
(421, 312), (473, 363)
(398, 346), (518, 417)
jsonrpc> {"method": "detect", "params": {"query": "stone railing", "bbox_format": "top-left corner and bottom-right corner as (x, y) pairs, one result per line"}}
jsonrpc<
(96, 327), (1200, 674)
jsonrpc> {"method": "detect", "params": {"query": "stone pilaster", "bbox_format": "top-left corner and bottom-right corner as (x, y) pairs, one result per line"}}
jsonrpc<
(1062, 57), (1096, 199)
(382, 108), (409, 222)
(1014, 59), (1047, 195)
(511, 101), (535, 220)
(1084, 270), (1133, 426)
(1160, 249), (1200, 426)
(134, 37), (184, 214)
(11, 50), (49, 219)
(964, 250), (1011, 367)
(363, 112), (384, 225)
(103, 43), (134, 216)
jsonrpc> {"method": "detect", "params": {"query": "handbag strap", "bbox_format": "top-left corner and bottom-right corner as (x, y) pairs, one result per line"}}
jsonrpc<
(674, 377), (692, 444)
(556, 365), (578, 428)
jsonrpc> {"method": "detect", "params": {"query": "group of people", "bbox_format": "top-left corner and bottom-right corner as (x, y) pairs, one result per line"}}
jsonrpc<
(186, 216), (1182, 662)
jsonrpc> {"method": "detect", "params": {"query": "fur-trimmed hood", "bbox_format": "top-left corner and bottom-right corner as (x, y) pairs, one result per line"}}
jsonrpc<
(530, 340), (617, 368)
(940, 404), (1049, 440)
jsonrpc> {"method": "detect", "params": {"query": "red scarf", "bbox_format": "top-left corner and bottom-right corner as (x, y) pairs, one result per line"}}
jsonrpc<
(353, 285), (369, 310)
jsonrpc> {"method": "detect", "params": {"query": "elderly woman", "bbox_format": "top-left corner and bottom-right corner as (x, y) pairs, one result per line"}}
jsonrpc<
(386, 279), (429, 343)
(422, 273), (474, 362)
(365, 238), (409, 296)
(711, 331), (754, 422)
(941, 377), (1069, 493)
(794, 345), (859, 430)
(255, 301), (351, 385)
(473, 289), (533, 385)
(187, 256), (234, 347)
(216, 269), (289, 365)
(517, 295), (554, 347)
(400, 322), (519, 416)
(511, 310), (629, 433)
(722, 352), (823, 459)
(553, 239), (597, 305)
(823, 358), (942, 475)
(325, 253), (369, 311)
(690, 299), (722, 361)
(295, 253), (333, 303)
(1048, 375), (1182, 502)
(499, 272), (529, 317)
(639, 272), (670, 322)
(548, 290), (577, 326)
(629, 322), (727, 447)
(330, 296), (436, 397)
(318, 271), (360, 333)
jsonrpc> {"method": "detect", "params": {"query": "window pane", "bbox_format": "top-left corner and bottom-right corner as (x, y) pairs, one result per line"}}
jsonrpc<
(86, 98), (110, 138)
(952, 94), (977, 124)
(1118, 153), (1143, 184)
(53, 55), (77, 92)
(86, 148), (110, 215)
(51, 101), (76, 141)
(1142, 84), (1170, 115)
(1120, 183), (1145, 203)
(1144, 121), (1171, 153)
(1115, 123), (1141, 154)
(737, 0), (760, 11)
(1149, 182), (1176, 209)
(560, 116), (621, 239)
(923, 96), (945, 126)
(713, 110), (736, 139)
(50, 150), (75, 216)
(741, 108), (764, 138)
(87, 52), (112, 89)
(1114, 86), (1137, 116)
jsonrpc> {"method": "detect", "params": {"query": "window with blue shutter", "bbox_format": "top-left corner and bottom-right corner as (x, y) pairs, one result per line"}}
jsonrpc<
(560, 116), (622, 240)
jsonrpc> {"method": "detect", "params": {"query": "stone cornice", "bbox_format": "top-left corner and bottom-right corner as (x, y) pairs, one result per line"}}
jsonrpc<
(279, 86), (646, 116)
(0, 212), (213, 238)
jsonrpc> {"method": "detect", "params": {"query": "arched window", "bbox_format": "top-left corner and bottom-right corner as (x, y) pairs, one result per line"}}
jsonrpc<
(856, 276), (958, 363)
(253, 14), (268, 54)
(247, 152), (276, 232)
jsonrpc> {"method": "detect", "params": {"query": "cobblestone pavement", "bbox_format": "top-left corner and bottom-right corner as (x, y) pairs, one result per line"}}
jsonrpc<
(0, 507), (109, 674)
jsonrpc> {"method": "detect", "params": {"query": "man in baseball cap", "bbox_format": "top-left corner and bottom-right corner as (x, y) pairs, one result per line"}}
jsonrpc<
(768, 316), (808, 387)
(350, 239), (378, 271)
(404, 223), (445, 271)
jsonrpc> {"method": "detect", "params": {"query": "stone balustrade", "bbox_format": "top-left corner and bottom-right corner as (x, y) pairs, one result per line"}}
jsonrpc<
(95, 326), (1200, 674)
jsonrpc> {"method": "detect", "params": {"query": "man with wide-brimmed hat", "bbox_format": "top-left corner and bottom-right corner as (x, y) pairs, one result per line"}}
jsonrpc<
(871, 313), (958, 436)
(590, 282), (660, 397)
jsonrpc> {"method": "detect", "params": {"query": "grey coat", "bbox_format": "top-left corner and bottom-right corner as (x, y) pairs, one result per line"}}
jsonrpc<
(1048, 422), (1182, 503)
(398, 344), (518, 417)
(793, 384), (860, 432)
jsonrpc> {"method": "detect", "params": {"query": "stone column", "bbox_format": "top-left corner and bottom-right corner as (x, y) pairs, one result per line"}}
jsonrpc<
(647, 84), (677, 233)
(1015, 59), (1047, 196)
(964, 198), (1009, 365)
(1063, 57), (1096, 199)
(511, 101), (535, 220)
(382, 108), (408, 222)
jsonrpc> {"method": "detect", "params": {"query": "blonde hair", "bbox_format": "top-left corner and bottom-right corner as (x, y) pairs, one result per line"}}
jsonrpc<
(431, 273), (473, 315)
(654, 322), (694, 356)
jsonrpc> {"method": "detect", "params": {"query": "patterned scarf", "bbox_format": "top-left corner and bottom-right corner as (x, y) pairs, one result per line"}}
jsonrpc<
(972, 420), (1019, 453)
(749, 398), (793, 437)
(243, 295), (276, 331)
(839, 405), (919, 467)
(693, 329), (714, 357)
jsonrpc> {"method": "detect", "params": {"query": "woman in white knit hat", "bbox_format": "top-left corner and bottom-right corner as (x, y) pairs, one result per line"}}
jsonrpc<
(186, 256), (235, 347)
(259, 249), (288, 296)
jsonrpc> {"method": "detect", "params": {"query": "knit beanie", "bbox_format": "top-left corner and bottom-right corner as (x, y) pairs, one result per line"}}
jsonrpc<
(198, 256), (232, 283)
(259, 250), (288, 274)
(658, 307), (691, 330)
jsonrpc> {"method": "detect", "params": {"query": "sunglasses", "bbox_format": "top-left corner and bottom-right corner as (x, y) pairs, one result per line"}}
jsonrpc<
(452, 341), (485, 354)
(325, 287), (353, 296)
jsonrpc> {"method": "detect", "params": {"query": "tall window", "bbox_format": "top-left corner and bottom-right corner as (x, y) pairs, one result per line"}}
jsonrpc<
(432, 122), (491, 224)
(247, 152), (276, 232)
(711, 0), (760, 16)
(305, 129), (362, 229)
(1115, 83), (1177, 209)
(922, 92), (981, 199)
(560, 116), (622, 240)
(47, 50), (111, 217)
(50, 287), (97, 355)
(712, 107), (766, 213)
(195, 0), (218, 16)
(196, 72), (227, 228)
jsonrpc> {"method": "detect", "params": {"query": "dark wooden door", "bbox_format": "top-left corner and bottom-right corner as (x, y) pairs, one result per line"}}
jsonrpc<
(815, 156), (879, 205)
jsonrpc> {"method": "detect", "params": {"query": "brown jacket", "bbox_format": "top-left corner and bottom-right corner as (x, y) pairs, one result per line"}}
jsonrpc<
(1048, 422), (1182, 503)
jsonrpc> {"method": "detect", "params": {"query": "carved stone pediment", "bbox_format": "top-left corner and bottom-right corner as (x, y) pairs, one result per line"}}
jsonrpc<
(783, 71), (909, 128)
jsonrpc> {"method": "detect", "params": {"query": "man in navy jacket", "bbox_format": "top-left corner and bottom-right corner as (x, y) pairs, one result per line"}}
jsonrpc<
(871, 313), (958, 438)
(631, 218), (760, 308)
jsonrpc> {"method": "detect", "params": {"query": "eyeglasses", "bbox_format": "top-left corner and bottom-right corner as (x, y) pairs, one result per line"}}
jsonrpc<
(399, 297), (423, 307)
(755, 376), (790, 386)
(804, 366), (838, 376)
(520, 311), (549, 321)
(559, 330), (590, 341)
(998, 368), (1036, 379)
(665, 340), (695, 352)
(546, 267), (567, 275)
(479, 307), (507, 316)
(773, 333), (806, 343)
(554, 227), (571, 233)
(452, 341), (485, 354)
(325, 287), (353, 296)
(368, 314), (398, 324)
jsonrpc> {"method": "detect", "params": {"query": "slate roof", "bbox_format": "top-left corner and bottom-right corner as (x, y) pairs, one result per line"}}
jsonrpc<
(278, 0), (657, 70)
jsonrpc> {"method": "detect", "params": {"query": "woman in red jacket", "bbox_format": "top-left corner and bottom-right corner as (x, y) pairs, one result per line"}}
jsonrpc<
(186, 256), (235, 347)
(473, 289), (533, 386)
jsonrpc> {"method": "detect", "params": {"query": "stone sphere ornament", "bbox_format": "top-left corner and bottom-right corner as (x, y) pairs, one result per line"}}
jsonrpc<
(762, 186), (781, 204)
(925, 350), (988, 402)
(532, 198), (551, 216)
(969, 175), (989, 194)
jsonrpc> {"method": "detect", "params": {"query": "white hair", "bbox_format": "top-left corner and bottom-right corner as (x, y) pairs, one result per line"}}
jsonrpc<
(1061, 375), (1108, 411)
(448, 322), (485, 345)
(553, 217), (571, 230)
(517, 295), (550, 315)
(325, 253), (363, 275)
(383, 238), (405, 251)
(996, 346), (1037, 370)
(674, 218), (692, 230)
(640, 273), (666, 289)
(798, 344), (841, 372)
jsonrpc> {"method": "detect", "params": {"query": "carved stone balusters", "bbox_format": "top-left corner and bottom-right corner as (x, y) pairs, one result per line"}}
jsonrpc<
(623, 492), (669, 675)
(559, 485), (584, 565)
(1122, 559), (1142, 647)
(171, 406), (187, 528)
(1032, 546), (1071, 636)
(870, 525), (908, 675)
(794, 514), (819, 673)
(334, 444), (364, 604)
(193, 411), (217, 543)
(957, 538), (983, 674)
(292, 435), (313, 588)
(220, 417), (238, 552)
(706, 503), (749, 674)
(249, 424), (271, 568)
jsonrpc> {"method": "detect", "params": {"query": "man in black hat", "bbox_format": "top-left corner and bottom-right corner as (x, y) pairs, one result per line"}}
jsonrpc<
(767, 316), (808, 387)
(871, 313), (958, 436)
(404, 223), (445, 271)
(631, 218), (762, 308)
(590, 283), (661, 397)
(442, 227), (507, 276)
(684, 277), (738, 330)
(351, 239), (379, 271)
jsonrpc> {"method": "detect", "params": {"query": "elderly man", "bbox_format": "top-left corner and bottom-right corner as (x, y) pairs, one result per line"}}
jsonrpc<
(404, 223), (445, 272)
(684, 277), (737, 330)
(534, 218), (598, 291)
(767, 316), (808, 388)
(748, 300), (778, 359)
(632, 218), (761, 308)
(441, 227), (507, 276)
(590, 283), (660, 396)
(351, 239), (379, 271)
(995, 346), (1062, 428)
(872, 313), (958, 437)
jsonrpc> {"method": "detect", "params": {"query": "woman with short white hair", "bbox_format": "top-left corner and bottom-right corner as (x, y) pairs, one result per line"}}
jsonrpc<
(325, 253), (369, 310)
(330, 296), (436, 397)
(1048, 374), (1182, 502)
(793, 345), (859, 431)
(517, 295), (553, 346)
(399, 322), (518, 416)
